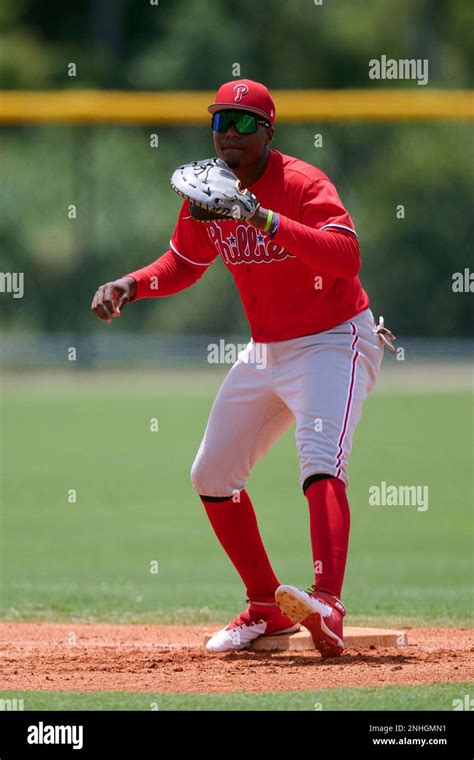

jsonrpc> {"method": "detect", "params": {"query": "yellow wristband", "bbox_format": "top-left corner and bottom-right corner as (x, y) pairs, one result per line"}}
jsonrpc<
(263, 209), (274, 232)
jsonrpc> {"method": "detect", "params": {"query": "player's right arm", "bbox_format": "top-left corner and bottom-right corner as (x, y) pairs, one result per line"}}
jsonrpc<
(90, 251), (208, 323)
(91, 200), (218, 323)
(91, 275), (137, 323)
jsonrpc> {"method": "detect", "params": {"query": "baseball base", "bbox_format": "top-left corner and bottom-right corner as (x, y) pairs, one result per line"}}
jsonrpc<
(203, 626), (408, 652)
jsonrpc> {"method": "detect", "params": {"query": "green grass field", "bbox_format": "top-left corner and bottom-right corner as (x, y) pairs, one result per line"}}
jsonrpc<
(0, 366), (472, 710)
(1, 683), (472, 711)
(1, 368), (472, 626)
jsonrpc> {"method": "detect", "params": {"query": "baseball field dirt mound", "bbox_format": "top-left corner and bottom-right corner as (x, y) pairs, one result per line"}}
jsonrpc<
(0, 623), (472, 693)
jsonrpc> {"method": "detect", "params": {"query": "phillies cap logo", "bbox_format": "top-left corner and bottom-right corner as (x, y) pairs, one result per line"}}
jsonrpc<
(233, 83), (249, 102)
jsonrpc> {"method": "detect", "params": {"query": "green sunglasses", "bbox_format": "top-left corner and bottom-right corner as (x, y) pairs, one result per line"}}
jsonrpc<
(211, 110), (271, 134)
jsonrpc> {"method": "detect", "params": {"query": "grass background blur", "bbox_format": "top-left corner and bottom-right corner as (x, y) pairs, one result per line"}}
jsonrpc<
(1, 369), (472, 628)
(1, 0), (473, 337)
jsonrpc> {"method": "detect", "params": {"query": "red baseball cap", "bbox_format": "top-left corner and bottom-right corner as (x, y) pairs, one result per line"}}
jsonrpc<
(208, 79), (276, 125)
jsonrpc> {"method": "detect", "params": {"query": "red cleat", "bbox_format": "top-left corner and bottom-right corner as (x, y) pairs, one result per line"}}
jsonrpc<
(275, 584), (346, 658)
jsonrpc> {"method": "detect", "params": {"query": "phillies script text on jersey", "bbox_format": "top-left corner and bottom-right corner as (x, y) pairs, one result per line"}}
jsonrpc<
(206, 223), (290, 265)
(130, 150), (369, 342)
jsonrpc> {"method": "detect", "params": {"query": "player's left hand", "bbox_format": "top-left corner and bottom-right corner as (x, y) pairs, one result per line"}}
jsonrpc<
(171, 157), (260, 222)
(189, 203), (231, 222)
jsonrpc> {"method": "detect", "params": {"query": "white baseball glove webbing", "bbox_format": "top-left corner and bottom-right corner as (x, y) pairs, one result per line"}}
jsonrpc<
(170, 157), (260, 222)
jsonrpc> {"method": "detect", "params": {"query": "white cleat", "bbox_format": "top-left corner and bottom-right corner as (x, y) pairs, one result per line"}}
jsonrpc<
(205, 606), (300, 653)
(206, 620), (268, 653)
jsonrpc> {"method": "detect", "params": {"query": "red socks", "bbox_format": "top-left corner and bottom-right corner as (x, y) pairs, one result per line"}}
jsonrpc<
(201, 477), (350, 604)
(304, 477), (350, 599)
(200, 489), (280, 604)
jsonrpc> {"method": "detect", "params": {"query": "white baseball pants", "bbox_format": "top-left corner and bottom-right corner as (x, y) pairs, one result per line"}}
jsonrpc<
(191, 308), (384, 497)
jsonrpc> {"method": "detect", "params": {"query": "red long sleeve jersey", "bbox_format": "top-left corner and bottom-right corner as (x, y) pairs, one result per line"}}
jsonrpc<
(127, 149), (369, 342)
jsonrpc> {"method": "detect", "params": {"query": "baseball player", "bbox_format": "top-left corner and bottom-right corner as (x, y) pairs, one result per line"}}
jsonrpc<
(91, 79), (395, 658)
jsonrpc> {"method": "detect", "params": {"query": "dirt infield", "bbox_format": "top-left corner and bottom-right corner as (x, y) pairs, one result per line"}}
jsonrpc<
(0, 623), (472, 693)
